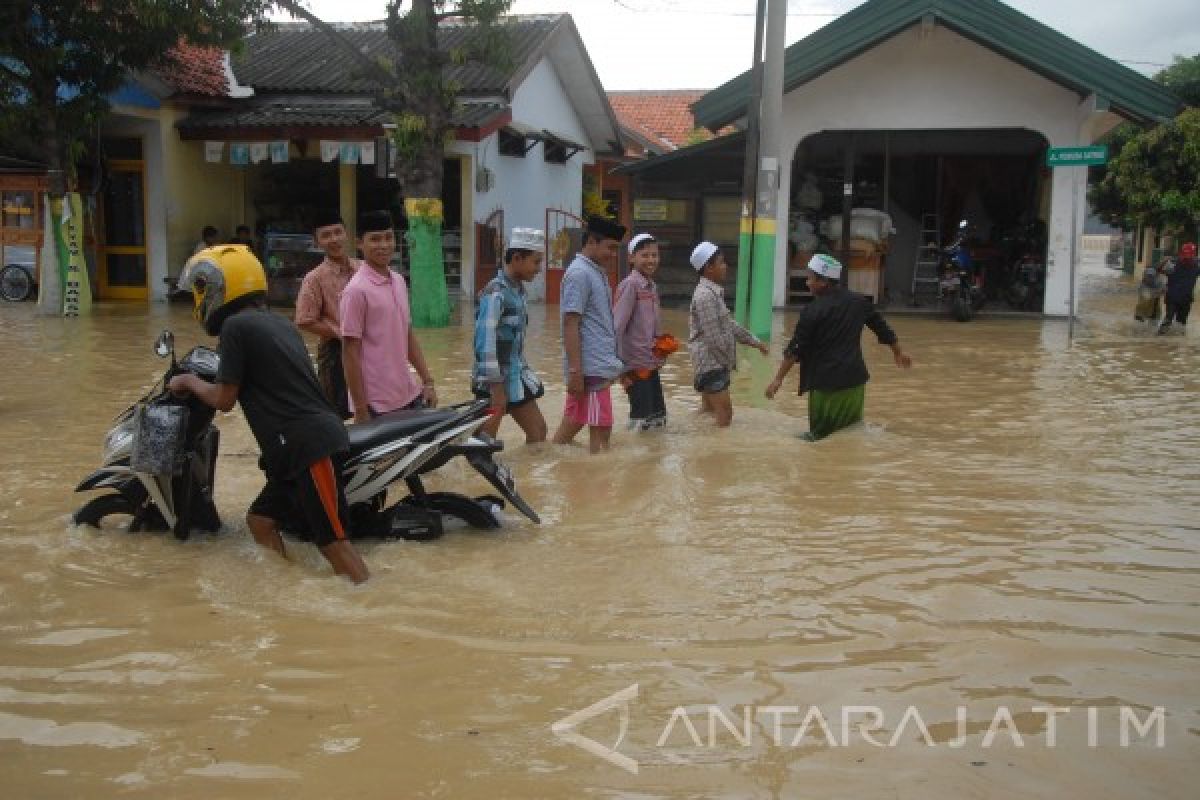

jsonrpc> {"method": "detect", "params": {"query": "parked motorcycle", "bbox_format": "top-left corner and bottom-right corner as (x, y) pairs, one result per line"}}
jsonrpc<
(940, 220), (986, 322)
(1005, 253), (1045, 311)
(73, 330), (540, 542)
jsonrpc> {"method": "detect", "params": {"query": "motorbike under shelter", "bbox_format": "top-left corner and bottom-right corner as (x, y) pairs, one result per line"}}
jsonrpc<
(788, 129), (1050, 310)
(683, 0), (1180, 315)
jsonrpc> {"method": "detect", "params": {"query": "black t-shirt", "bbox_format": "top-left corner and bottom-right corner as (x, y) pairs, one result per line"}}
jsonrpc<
(216, 308), (349, 478)
(784, 287), (898, 394)
(1166, 258), (1199, 303)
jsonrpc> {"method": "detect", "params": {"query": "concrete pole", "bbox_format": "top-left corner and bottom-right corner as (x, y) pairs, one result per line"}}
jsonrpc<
(747, 0), (787, 340)
(735, 0), (766, 326)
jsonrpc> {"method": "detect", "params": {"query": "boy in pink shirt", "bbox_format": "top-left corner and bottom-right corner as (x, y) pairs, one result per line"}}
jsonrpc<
(613, 233), (668, 430)
(340, 210), (437, 422)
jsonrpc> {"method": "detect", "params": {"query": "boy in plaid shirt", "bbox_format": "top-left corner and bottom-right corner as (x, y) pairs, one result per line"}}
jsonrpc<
(472, 227), (548, 443)
(688, 241), (768, 427)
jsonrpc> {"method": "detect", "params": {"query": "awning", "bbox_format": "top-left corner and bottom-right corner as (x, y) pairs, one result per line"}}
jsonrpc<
(540, 129), (587, 160)
(501, 121), (542, 154)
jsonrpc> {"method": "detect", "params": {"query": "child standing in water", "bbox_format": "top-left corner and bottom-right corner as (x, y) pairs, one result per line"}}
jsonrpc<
(614, 233), (669, 430)
(688, 241), (769, 427)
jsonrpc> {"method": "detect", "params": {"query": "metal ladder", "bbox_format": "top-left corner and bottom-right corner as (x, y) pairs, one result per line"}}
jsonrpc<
(910, 212), (941, 305)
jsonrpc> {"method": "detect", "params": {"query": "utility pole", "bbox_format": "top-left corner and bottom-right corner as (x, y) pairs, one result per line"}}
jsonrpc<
(735, 0), (767, 327)
(748, 0), (787, 340)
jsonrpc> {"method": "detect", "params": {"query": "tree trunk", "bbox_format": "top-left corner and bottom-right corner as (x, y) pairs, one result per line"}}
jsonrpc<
(399, 0), (451, 328)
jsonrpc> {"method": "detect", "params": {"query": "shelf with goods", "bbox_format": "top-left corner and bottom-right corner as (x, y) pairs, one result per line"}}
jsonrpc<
(389, 228), (463, 293)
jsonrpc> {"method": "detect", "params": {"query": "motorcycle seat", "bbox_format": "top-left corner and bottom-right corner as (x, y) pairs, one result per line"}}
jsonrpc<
(347, 408), (464, 453)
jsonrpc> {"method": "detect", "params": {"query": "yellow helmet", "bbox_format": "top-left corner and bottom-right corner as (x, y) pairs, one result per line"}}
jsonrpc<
(179, 245), (267, 335)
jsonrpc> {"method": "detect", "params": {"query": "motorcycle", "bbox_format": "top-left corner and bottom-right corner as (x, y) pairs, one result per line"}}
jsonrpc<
(939, 220), (986, 322)
(1005, 253), (1045, 311)
(73, 330), (540, 542)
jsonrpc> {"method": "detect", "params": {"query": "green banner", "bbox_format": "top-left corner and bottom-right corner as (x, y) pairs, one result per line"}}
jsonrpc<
(58, 192), (91, 315)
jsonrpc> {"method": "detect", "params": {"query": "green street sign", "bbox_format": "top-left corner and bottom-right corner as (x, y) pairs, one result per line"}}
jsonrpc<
(1047, 146), (1108, 167)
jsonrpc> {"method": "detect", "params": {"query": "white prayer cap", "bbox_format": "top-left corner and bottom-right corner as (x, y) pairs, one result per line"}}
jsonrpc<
(807, 253), (843, 280)
(628, 232), (656, 255)
(509, 227), (544, 251)
(690, 241), (719, 271)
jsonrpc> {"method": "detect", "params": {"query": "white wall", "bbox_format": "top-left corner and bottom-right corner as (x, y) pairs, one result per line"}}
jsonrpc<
(772, 22), (1121, 314)
(450, 57), (595, 301)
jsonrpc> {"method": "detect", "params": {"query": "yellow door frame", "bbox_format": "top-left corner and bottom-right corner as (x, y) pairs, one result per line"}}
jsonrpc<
(99, 157), (149, 301)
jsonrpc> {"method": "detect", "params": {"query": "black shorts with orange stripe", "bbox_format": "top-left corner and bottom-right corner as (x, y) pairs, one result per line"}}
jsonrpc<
(249, 454), (351, 547)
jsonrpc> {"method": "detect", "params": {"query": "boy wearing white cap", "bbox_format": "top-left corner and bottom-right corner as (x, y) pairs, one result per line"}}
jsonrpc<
(688, 241), (769, 427)
(472, 228), (548, 442)
(613, 233), (668, 430)
(766, 253), (912, 440)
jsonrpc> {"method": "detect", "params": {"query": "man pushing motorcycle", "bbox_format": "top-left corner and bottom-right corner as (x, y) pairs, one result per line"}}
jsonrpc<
(168, 245), (370, 583)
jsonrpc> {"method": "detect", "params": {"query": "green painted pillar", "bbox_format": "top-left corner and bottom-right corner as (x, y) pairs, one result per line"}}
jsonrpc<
(736, 216), (753, 325)
(405, 197), (451, 328)
(748, 216), (776, 341)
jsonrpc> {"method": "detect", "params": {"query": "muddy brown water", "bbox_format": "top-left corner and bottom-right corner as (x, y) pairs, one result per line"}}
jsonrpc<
(1, 266), (1197, 798)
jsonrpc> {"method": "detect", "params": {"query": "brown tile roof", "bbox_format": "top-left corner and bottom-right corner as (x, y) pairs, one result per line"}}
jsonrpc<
(153, 43), (228, 97)
(607, 90), (714, 152)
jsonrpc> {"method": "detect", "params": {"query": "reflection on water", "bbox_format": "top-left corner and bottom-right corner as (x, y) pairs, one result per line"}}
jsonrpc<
(1, 266), (1198, 798)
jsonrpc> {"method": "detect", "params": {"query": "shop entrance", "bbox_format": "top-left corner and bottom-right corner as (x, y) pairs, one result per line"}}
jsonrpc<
(789, 129), (1049, 310)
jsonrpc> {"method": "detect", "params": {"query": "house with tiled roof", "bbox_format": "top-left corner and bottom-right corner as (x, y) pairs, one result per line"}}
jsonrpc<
(607, 90), (719, 156)
(165, 14), (620, 302)
(70, 14), (620, 303)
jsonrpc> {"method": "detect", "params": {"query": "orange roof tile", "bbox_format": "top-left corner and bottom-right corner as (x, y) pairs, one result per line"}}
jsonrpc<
(153, 43), (228, 97)
(608, 90), (714, 152)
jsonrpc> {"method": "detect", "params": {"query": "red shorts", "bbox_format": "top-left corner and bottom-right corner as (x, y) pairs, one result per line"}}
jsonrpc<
(563, 384), (614, 428)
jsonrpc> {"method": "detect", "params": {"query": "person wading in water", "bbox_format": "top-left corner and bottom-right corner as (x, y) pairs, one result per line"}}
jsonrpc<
(766, 253), (912, 440)
(170, 246), (370, 582)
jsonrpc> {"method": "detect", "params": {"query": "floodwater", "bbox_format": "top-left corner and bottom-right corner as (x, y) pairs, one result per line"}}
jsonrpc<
(1, 265), (1198, 799)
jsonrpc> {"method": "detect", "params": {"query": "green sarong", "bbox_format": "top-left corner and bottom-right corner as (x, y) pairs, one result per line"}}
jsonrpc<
(806, 384), (865, 441)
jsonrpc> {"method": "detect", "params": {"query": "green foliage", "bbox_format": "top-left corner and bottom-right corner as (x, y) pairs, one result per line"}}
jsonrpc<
(1090, 53), (1199, 232)
(1155, 54), (1200, 107)
(684, 127), (710, 146)
(0, 0), (277, 189)
(380, 0), (513, 196)
(1092, 108), (1200, 236)
(1088, 123), (1140, 227)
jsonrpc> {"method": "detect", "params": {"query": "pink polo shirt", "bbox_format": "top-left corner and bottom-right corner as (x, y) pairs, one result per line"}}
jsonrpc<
(339, 265), (422, 414)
